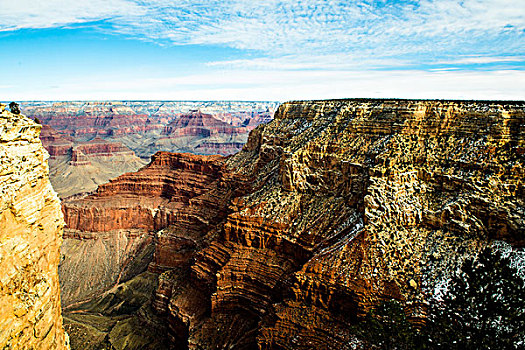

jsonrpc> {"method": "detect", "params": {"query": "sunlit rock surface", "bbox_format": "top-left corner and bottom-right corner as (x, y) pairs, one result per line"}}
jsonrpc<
(62, 99), (525, 349)
(0, 104), (69, 349)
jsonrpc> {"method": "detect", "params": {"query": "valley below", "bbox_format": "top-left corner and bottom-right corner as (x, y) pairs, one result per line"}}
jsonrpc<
(26, 99), (524, 349)
(20, 101), (277, 198)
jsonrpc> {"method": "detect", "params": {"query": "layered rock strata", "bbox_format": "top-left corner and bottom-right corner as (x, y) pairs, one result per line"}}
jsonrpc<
(60, 152), (227, 306)
(61, 99), (525, 350)
(154, 99), (525, 349)
(30, 103), (275, 197)
(0, 104), (69, 349)
(22, 101), (276, 159)
(40, 125), (146, 197)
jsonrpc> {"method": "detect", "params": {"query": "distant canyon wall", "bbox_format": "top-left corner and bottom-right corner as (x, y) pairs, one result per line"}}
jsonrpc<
(22, 102), (276, 197)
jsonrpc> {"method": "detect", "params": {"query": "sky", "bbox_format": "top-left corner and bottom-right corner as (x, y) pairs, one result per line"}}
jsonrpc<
(0, 0), (524, 101)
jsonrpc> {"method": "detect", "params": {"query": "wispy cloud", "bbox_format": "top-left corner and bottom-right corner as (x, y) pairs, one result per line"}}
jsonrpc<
(1, 0), (523, 60)
(1, 0), (523, 99)
(0, 0), (145, 31)
(437, 55), (525, 65)
(3, 68), (525, 101)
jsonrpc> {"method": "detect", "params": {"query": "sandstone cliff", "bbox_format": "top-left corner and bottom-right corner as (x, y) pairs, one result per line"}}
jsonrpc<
(60, 152), (226, 307)
(61, 99), (525, 350)
(161, 99), (525, 349)
(0, 104), (69, 349)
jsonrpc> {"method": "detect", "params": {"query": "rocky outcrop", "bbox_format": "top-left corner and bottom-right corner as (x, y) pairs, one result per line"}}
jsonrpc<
(162, 111), (241, 137)
(59, 99), (525, 350)
(39, 125), (74, 158)
(195, 141), (245, 155)
(0, 104), (69, 349)
(153, 99), (525, 349)
(60, 152), (227, 306)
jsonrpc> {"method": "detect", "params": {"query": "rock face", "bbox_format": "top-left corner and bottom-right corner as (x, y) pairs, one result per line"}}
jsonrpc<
(60, 152), (227, 306)
(22, 101), (278, 159)
(61, 99), (525, 350)
(151, 111), (250, 157)
(160, 99), (525, 349)
(0, 104), (69, 349)
(162, 111), (242, 137)
(40, 125), (146, 198)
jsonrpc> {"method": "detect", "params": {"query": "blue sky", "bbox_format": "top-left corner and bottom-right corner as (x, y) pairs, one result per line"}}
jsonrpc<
(0, 0), (524, 100)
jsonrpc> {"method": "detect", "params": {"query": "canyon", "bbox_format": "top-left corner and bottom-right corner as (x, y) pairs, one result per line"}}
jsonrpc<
(56, 99), (525, 349)
(20, 101), (276, 197)
(40, 124), (146, 198)
(0, 104), (69, 349)
(20, 101), (276, 159)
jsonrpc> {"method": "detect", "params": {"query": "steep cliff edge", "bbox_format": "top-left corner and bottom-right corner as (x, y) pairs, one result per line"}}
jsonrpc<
(0, 104), (69, 349)
(161, 99), (525, 349)
(61, 99), (525, 349)
(60, 152), (227, 307)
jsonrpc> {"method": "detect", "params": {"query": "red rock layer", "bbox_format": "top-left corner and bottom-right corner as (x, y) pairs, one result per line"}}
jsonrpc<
(39, 125), (74, 158)
(30, 102), (161, 137)
(62, 151), (232, 273)
(59, 99), (525, 350)
(40, 125), (139, 162)
(162, 111), (240, 137)
(75, 137), (134, 156)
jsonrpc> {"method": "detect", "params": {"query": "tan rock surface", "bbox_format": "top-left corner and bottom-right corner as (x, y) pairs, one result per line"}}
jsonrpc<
(59, 99), (525, 349)
(0, 104), (69, 349)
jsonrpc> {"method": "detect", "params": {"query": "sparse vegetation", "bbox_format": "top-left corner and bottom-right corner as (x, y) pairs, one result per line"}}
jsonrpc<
(353, 300), (423, 350)
(426, 247), (525, 349)
(353, 247), (525, 350)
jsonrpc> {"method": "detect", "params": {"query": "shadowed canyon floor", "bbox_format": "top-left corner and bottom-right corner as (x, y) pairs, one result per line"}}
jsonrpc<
(57, 99), (525, 349)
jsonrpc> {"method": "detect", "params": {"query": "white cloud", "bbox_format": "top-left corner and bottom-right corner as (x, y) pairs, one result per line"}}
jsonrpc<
(437, 55), (525, 65)
(1, 0), (523, 99)
(1, 0), (523, 59)
(3, 68), (524, 101)
(0, 0), (145, 31)
(205, 54), (410, 70)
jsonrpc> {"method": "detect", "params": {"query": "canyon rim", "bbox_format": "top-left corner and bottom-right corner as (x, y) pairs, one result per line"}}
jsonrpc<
(1, 0), (525, 348)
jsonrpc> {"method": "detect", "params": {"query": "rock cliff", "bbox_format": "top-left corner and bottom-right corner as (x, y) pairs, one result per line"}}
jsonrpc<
(163, 99), (525, 349)
(61, 99), (525, 350)
(0, 104), (69, 349)
(40, 125), (146, 197)
(60, 152), (226, 307)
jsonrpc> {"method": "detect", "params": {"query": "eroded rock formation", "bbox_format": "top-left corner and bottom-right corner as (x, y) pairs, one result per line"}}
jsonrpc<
(22, 101), (277, 159)
(40, 125), (146, 197)
(61, 99), (525, 350)
(25, 102), (275, 197)
(0, 104), (69, 349)
(163, 99), (525, 349)
(60, 152), (227, 307)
